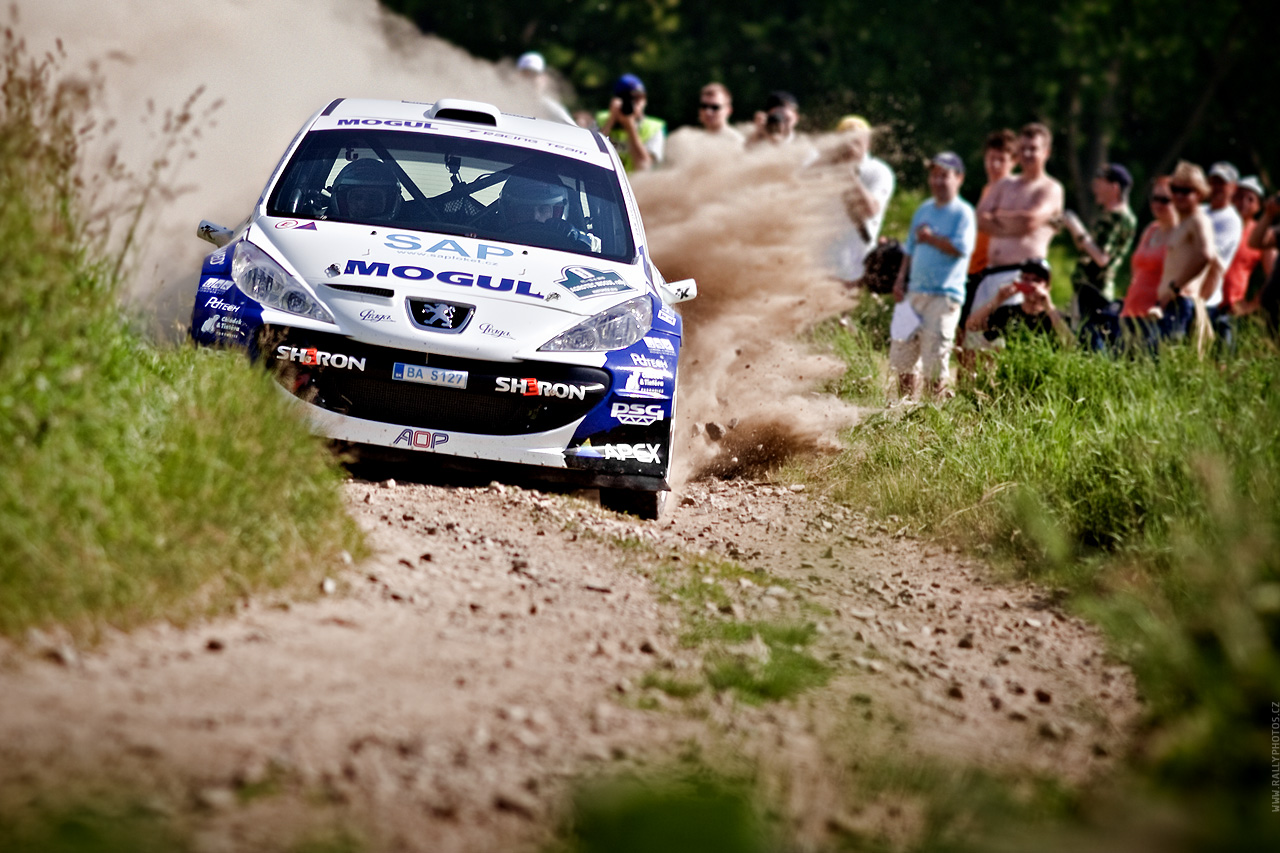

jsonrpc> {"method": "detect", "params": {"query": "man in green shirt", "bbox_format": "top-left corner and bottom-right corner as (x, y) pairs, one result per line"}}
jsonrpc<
(1062, 163), (1138, 309)
(596, 74), (666, 173)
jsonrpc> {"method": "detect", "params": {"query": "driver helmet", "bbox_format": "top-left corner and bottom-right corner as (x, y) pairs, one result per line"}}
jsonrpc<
(331, 159), (402, 221)
(501, 175), (569, 224)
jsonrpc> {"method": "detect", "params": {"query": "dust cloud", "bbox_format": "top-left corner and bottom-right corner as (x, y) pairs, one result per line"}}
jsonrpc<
(21, 0), (864, 482)
(634, 139), (862, 482)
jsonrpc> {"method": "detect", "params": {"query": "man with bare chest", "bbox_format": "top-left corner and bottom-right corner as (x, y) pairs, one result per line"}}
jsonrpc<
(968, 123), (1064, 324)
(1156, 161), (1215, 338)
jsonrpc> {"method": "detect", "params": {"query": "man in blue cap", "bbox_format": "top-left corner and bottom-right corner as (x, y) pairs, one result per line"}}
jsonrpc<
(596, 73), (666, 172)
(889, 151), (976, 399)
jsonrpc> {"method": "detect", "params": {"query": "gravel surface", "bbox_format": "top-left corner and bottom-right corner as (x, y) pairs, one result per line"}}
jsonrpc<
(0, 475), (1139, 851)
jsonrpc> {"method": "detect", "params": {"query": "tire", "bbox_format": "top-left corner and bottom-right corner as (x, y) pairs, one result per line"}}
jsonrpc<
(600, 488), (669, 520)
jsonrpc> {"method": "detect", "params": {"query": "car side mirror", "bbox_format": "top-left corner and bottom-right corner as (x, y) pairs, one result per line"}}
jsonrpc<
(197, 220), (234, 247)
(658, 278), (697, 304)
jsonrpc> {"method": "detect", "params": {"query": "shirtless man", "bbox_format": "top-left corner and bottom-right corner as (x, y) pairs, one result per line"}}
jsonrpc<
(1156, 161), (1215, 339)
(970, 123), (1064, 321)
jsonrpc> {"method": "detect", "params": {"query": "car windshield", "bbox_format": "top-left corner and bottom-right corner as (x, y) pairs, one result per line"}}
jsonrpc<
(267, 128), (635, 263)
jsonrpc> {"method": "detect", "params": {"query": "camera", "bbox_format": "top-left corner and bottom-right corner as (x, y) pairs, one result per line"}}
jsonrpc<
(619, 89), (635, 116)
(764, 107), (787, 135)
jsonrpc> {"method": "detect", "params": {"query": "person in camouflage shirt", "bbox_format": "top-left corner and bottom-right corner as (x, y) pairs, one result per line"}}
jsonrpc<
(1062, 163), (1138, 306)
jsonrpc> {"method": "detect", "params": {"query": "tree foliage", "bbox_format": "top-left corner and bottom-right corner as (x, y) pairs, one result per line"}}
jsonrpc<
(385, 0), (1274, 213)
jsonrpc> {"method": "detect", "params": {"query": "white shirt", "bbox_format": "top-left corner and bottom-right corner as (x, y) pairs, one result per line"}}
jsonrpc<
(1202, 203), (1242, 307)
(831, 154), (896, 281)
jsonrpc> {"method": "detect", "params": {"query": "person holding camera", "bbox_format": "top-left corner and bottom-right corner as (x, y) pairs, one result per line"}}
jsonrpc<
(747, 90), (800, 147)
(829, 115), (896, 286)
(596, 73), (666, 173)
(965, 258), (1072, 346)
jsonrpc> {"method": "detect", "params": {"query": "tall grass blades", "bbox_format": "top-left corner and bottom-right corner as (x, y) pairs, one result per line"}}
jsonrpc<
(0, 25), (359, 638)
(820, 311), (1280, 835)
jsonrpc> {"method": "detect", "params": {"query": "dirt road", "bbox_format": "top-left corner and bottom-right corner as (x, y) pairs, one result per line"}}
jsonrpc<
(0, 472), (1138, 851)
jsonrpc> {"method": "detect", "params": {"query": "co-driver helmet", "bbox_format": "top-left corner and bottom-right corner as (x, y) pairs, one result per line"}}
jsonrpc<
(501, 174), (569, 223)
(331, 159), (402, 221)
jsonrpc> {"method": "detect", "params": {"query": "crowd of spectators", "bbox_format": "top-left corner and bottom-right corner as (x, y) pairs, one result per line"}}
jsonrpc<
(511, 53), (1279, 399)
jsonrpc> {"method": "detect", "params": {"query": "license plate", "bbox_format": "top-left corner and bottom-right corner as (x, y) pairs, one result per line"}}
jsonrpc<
(392, 363), (468, 389)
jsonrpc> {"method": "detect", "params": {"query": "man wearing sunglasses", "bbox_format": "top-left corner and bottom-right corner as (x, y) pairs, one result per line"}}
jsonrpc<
(695, 83), (742, 143)
(665, 82), (744, 164)
(1156, 161), (1216, 340)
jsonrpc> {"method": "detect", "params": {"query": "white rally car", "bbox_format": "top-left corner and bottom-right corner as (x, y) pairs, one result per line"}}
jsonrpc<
(190, 98), (694, 518)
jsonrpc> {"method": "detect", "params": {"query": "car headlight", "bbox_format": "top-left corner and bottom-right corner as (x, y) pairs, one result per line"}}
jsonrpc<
(231, 241), (334, 324)
(539, 295), (653, 352)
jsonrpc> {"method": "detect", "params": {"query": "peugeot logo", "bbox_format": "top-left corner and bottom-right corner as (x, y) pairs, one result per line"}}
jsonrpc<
(406, 298), (474, 334)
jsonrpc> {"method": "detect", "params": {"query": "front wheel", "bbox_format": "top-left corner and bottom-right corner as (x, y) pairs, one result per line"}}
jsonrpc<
(600, 488), (668, 520)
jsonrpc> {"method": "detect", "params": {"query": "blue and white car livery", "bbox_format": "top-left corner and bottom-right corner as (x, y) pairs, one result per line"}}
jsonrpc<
(191, 98), (695, 518)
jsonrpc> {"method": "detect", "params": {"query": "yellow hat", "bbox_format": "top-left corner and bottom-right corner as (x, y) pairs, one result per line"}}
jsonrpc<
(836, 114), (871, 133)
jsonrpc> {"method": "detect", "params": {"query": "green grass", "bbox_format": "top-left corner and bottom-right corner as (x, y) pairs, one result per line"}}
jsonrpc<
(813, 299), (1280, 838)
(0, 22), (360, 639)
(0, 799), (184, 853)
(640, 556), (830, 704)
(553, 772), (768, 853)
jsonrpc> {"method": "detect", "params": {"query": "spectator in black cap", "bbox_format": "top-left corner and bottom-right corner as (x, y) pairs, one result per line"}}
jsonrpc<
(748, 90), (800, 147)
(1061, 162), (1137, 313)
(596, 73), (666, 172)
(965, 257), (1073, 346)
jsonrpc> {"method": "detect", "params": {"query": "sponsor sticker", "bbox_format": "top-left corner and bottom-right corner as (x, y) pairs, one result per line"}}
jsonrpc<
(275, 345), (366, 371)
(345, 260), (544, 300)
(359, 309), (394, 323)
(610, 402), (665, 426)
(199, 278), (234, 294)
(478, 323), (513, 340)
(602, 443), (662, 464)
(199, 314), (247, 342)
(392, 428), (450, 450)
(629, 352), (669, 370)
(614, 366), (671, 399)
(384, 234), (513, 261)
(642, 336), (676, 355)
(392, 363), (468, 389)
(274, 220), (318, 231)
(495, 377), (604, 400)
(205, 296), (242, 313)
(556, 266), (634, 299)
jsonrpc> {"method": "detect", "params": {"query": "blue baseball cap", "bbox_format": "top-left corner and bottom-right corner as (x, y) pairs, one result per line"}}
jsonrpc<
(929, 151), (964, 173)
(613, 74), (645, 96)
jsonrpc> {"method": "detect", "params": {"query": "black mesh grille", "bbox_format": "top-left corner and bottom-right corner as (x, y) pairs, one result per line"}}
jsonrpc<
(261, 327), (610, 435)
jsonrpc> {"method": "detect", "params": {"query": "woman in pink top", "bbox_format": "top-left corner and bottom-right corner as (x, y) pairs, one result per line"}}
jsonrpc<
(1122, 177), (1181, 318)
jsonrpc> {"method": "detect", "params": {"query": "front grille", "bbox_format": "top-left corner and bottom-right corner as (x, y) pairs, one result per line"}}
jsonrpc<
(261, 326), (609, 435)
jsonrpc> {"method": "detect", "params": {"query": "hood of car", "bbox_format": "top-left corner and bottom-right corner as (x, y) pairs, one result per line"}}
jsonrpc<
(254, 216), (652, 361)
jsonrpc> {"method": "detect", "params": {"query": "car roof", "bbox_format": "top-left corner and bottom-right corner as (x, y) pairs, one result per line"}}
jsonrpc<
(311, 98), (616, 170)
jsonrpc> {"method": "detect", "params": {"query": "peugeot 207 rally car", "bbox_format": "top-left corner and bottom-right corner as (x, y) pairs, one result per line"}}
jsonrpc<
(190, 98), (695, 518)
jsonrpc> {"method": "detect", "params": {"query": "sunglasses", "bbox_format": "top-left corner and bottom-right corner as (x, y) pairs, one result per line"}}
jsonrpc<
(1150, 195), (1172, 204)
(1170, 185), (1195, 195)
(699, 102), (724, 111)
